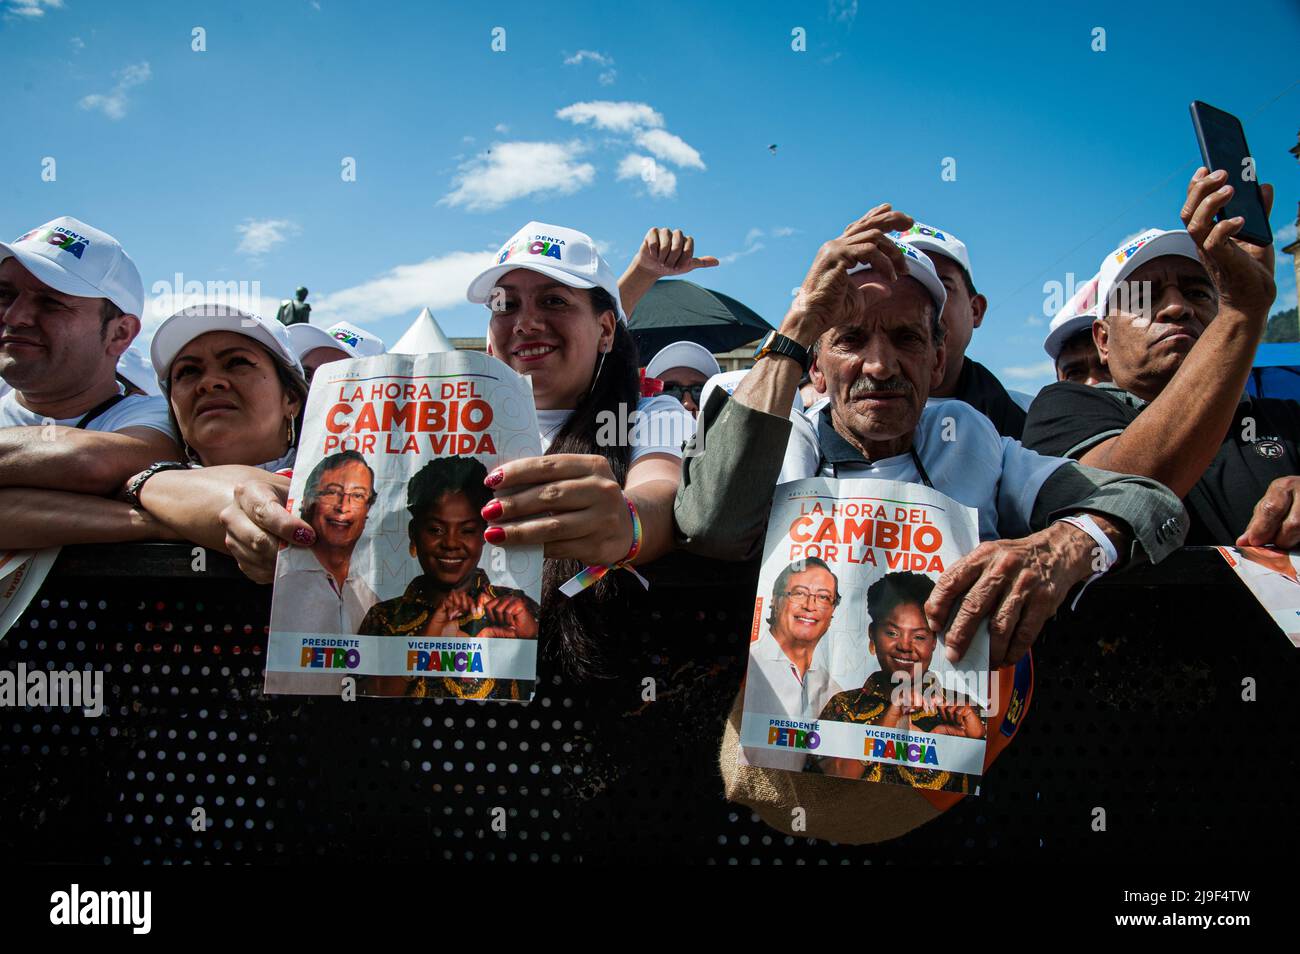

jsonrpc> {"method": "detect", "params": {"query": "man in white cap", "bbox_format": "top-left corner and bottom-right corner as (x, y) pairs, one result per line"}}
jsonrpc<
(893, 222), (1032, 438)
(1024, 170), (1292, 548)
(0, 216), (177, 499)
(287, 320), (386, 385)
(1043, 273), (1110, 386)
(676, 204), (1187, 669)
(644, 340), (721, 417)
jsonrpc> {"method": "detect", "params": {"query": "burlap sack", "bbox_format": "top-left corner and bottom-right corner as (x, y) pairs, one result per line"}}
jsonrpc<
(718, 688), (941, 844)
(721, 656), (1033, 844)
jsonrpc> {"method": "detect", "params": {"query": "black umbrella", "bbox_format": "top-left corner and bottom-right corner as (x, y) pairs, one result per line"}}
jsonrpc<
(627, 278), (774, 360)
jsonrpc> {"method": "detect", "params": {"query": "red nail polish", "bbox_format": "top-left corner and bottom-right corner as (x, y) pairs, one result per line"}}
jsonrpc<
(481, 499), (502, 521)
(485, 468), (504, 488)
(293, 527), (315, 546)
(484, 526), (506, 545)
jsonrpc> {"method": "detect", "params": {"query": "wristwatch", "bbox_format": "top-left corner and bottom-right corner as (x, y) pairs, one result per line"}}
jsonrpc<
(752, 331), (811, 374)
(124, 460), (191, 508)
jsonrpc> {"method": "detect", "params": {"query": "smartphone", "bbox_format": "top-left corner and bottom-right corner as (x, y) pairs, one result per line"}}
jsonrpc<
(1190, 101), (1273, 246)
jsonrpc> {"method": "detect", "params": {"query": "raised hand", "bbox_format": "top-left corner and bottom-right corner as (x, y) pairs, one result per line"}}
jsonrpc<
(619, 227), (720, 316)
(783, 204), (915, 347)
(631, 227), (720, 278)
(1180, 168), (1276, 321)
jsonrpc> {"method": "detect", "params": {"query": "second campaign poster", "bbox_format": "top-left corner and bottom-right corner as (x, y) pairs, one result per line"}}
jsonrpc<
(265, 350), (543, 701)
(739, 477), (993, 792)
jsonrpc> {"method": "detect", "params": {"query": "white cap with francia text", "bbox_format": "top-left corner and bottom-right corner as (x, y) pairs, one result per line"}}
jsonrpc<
(466, 221), (628, 322)
(0, 215), (144, 318)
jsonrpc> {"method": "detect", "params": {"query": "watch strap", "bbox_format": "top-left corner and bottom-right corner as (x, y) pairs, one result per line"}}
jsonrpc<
(753, 332), (810, 374)
(125, 460), (190, 508)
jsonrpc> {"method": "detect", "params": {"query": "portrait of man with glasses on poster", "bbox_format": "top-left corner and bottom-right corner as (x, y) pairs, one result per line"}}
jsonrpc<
(741, 557), (846, 770)
(270, 449), (380, 636)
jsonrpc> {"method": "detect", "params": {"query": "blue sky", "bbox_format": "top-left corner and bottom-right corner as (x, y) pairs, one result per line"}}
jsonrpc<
(2, 0), (1298, 393)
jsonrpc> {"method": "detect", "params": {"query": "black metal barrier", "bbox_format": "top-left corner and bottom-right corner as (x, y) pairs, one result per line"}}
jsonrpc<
(1, 544), (1295, 863)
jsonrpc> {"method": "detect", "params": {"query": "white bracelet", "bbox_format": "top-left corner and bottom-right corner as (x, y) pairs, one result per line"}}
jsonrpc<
(1055, 513), (1118, 610)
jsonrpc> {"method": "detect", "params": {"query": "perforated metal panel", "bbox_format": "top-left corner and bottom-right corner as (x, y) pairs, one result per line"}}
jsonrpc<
(1, 545), (1295, 863)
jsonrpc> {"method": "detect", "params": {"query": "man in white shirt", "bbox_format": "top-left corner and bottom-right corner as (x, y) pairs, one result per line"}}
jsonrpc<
(0, 217), (178, 501)
(744, 557), (845, 769)
(271, 450), (379, 634)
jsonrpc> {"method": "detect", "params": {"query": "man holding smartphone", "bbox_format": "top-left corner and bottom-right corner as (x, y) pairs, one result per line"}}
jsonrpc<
(1023, 169), (1297, 548)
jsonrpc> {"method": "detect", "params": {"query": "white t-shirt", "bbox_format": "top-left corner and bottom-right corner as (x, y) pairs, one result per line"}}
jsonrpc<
(780, 400), (1071, 541)
(535, 394), (695, 463)
(0, 386), (174, 437)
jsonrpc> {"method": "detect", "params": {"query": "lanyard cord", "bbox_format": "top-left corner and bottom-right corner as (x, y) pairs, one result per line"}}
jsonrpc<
(828, 443), (934, 488)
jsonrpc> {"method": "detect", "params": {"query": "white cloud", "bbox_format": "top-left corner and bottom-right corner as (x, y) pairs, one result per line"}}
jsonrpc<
(78, 61), (151, 120)
(310, 250), (492, 327)
(493, 123), (509, 134)
(236, 218), (301, 257)
(70, 36), (84, 50)
(617, 154), (677, 199)
(830, 0), (858, 23)
(1274, 221), (1297, 245)
(442, 140), (596, 211)
(719, 229), (766, 266)
(563, 50), (613, 67)
(556, 100), (663, 132)
(718, 225), (797, 265)
(1024, 313), (1044, 327)
(7, 0), (62, 18)
(634, 128), (705, 170)
(1001, 360), (1055, 381)
(564, 51), (617, 85)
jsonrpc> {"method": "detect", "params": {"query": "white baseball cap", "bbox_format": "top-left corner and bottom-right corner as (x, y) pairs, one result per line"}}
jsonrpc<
(0, 215), (144, 318)
(150, 303), (305, 392)
(1096, 228), (1201, 319)
(892, 221), (974, 287)
(645, 340), (722, 380)
(847, 241), (948, 319)
(1044, 273), (1101, 360)
(466, 221), (627, 321)
(287, 320), (386, 361)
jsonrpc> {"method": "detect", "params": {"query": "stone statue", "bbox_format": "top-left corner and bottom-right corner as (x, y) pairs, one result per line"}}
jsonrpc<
(276, 286), (312, 326)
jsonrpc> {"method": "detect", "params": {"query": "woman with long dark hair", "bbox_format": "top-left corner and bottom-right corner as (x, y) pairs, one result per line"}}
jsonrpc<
(222, 223), (714, 681)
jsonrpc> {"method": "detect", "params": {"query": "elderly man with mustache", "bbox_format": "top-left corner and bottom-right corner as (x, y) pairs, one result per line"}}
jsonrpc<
(675, 204), (1189, 672)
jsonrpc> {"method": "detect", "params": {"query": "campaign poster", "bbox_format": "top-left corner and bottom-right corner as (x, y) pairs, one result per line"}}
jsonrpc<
(265, 350), (543, 701)
(738, 477), (992, 792)
(1216, 546), (1300, 648)
(0, 547), (60, 642)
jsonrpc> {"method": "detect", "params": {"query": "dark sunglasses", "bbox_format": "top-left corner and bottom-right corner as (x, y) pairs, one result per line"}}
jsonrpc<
(662, 383), (704, 403)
